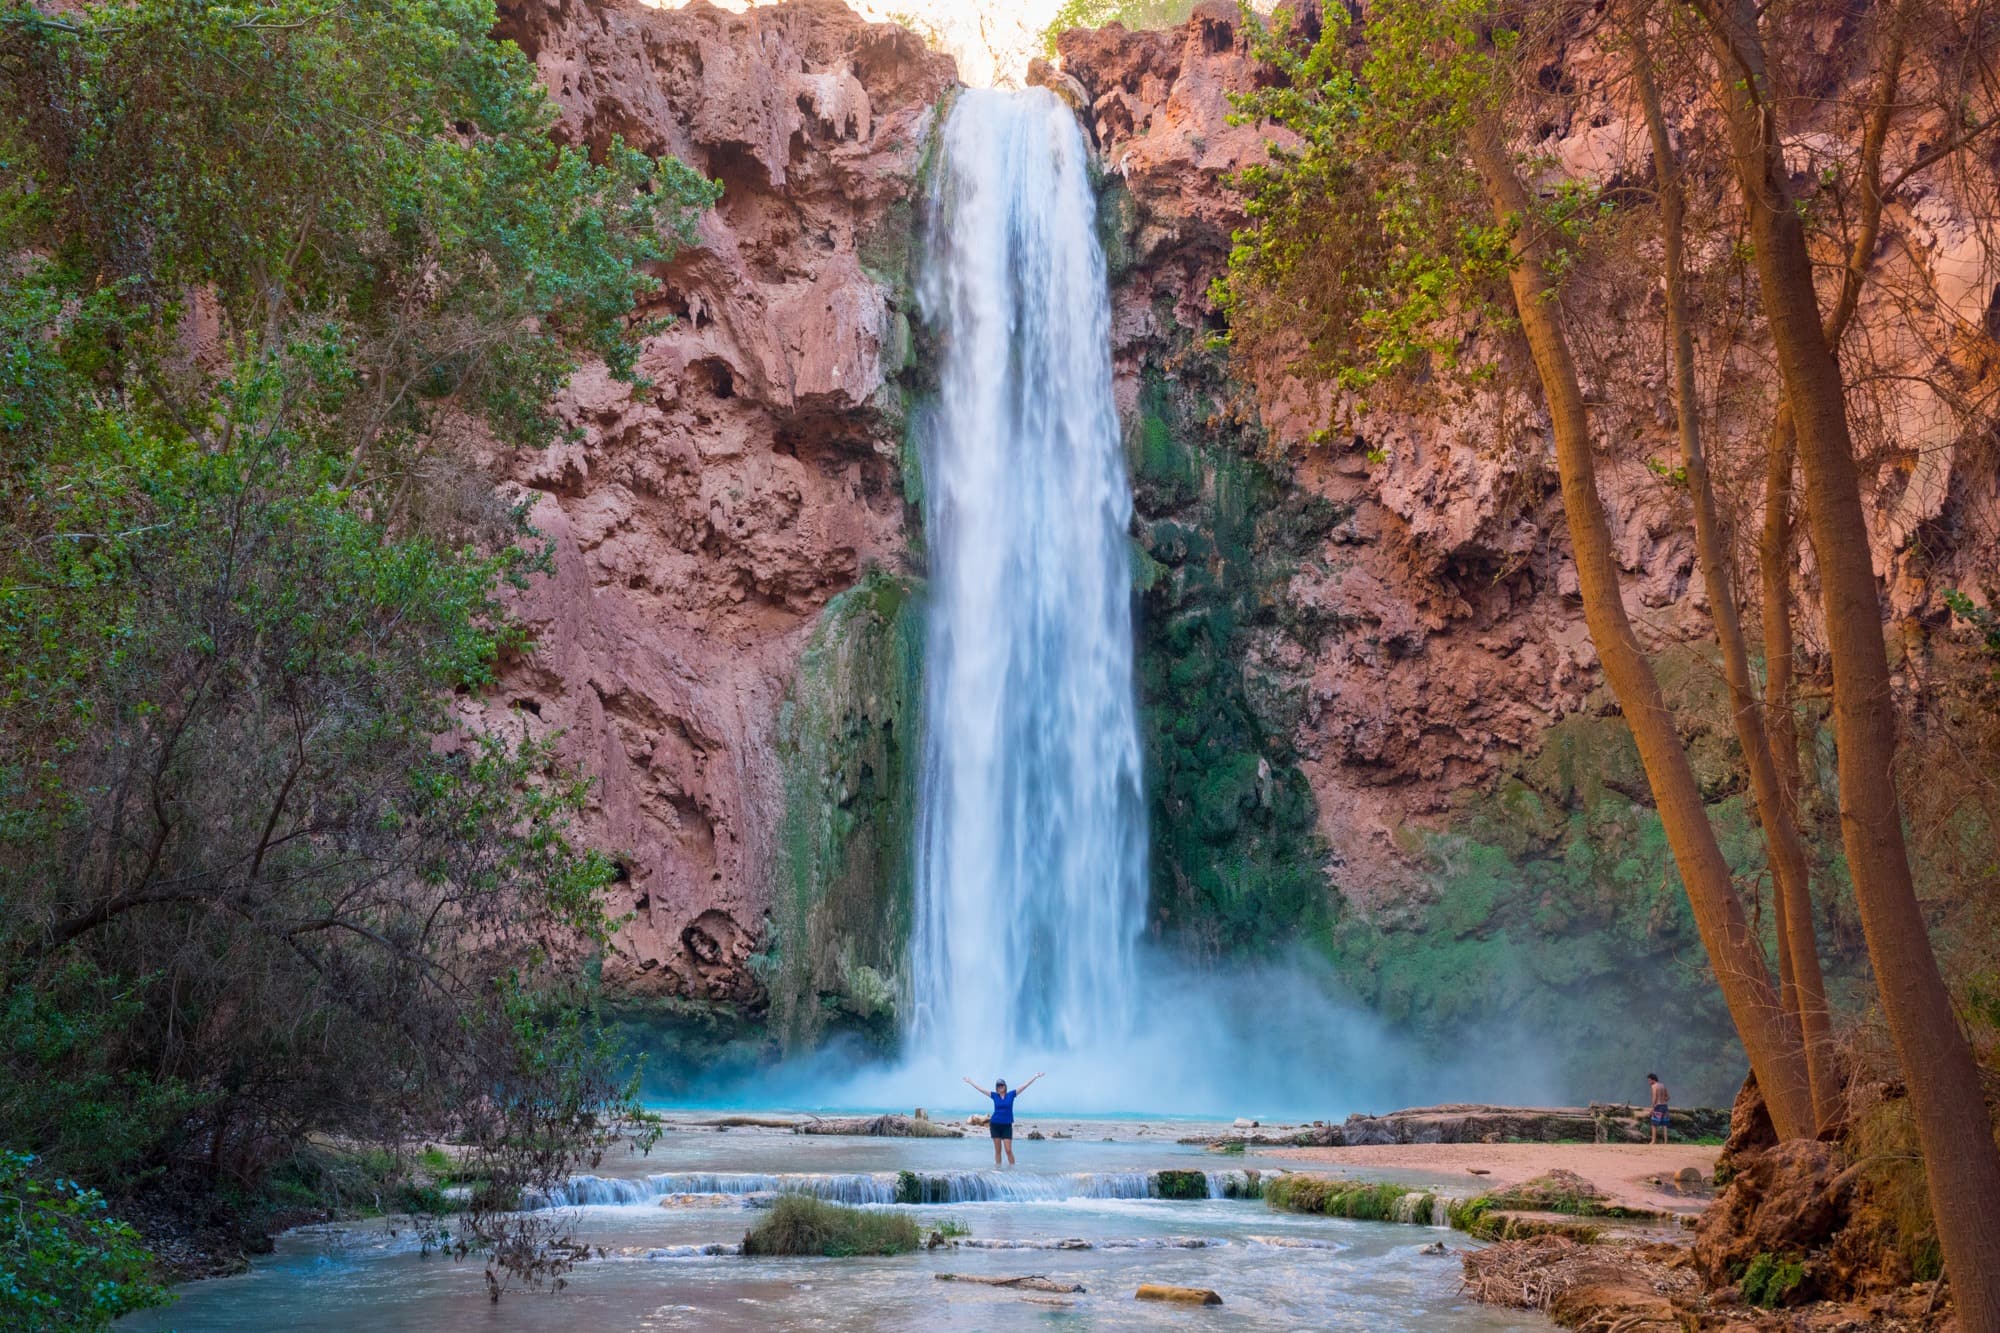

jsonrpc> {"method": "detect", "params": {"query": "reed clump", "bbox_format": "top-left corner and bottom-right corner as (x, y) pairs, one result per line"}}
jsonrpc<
(741, 1195), (922, 1257)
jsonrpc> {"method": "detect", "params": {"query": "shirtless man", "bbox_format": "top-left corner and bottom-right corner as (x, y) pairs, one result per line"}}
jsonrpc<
(963, 1071), (1045, 1166)
(1647, 1073), (1672, 1144)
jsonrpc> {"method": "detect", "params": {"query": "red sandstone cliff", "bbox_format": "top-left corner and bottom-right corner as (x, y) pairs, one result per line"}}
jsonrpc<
(472, 0), (1998, 1005)
(1055, 0), (2000, 905)
(480, 0), (950, 1000)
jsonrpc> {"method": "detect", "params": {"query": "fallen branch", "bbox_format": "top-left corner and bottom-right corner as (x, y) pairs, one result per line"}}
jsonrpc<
(934, 1273), (1085, 1293)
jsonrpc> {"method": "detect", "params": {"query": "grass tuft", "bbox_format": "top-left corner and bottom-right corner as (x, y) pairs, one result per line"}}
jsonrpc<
(741, 1195), (921, 1258)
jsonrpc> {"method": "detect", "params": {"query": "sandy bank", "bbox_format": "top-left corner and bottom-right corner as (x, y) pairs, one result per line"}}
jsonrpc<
(1256, 1142), (1720, 1217)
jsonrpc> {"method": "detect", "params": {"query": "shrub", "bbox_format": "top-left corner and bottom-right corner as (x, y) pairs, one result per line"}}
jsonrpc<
(741, 1196), (922, 1258)
(1740, 1252), (1805, 1308)
(0, 1152), (169, 1331)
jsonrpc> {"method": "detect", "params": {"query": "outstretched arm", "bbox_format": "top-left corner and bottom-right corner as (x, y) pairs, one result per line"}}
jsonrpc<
(1018, 1071), (1047, 1094)
(963, 1076), (992, 1096)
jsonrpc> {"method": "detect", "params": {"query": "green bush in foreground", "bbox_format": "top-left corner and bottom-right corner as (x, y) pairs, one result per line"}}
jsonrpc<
(0, 1152), (169, 1331)
(1740, 1252), (1805, 1308)
(741, 1196), (921, 1258)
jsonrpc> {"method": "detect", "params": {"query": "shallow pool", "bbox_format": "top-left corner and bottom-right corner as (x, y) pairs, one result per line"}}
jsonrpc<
(124, 1116), (1550, 1331)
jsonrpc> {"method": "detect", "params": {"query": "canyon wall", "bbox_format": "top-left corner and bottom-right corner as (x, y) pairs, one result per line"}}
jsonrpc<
(1056, 0), (2000, 1099)
(483, 0), (947, 1025)
(480, 0), (2000, 1102)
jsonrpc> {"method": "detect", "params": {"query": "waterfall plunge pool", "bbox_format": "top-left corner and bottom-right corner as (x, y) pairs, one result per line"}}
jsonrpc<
(124, 1116), (1550, 1331)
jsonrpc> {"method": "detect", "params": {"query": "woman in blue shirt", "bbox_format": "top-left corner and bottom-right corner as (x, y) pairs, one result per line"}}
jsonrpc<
(962, 1071), (1045, 1166)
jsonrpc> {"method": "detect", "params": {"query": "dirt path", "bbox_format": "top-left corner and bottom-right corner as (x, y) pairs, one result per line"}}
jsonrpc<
(1255, 1142), (1721, 1217)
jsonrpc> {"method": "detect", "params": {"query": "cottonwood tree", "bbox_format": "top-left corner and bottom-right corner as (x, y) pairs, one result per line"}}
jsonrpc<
(1686, 0), (2000, 1315)
(1225, 0), (1817, 1140)
(1625, 6), (1843, 1132)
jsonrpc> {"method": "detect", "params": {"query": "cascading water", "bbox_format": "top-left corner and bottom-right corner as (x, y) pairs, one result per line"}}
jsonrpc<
(733, 88), (1526, 1117)
(907, 88), (1148, 1062)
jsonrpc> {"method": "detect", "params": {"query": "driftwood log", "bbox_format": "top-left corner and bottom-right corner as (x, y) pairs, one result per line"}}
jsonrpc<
(796, 1113), (962, 1138)
(934, 1274), (1086, 1293)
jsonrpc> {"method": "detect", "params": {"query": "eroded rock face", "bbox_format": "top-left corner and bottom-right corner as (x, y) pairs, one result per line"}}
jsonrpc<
(1058, 0), (2000, 911)
(476, 0), (1999, 1095)
(1061, 3), (1610, 907)
(477, 0), (952, 1001)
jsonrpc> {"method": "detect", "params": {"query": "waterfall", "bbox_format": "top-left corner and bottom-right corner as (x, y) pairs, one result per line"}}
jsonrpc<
(907, 87), (1147, 1063)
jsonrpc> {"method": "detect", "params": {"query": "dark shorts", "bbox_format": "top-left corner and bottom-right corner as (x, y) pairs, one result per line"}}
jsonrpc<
(989, 1121), (1013, 1140)
(1650, 1106), (1671, 1126)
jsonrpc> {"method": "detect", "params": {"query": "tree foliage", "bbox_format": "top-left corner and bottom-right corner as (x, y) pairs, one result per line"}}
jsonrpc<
(0, 0), (717, 1309)
(0, 1152), (170, 1332)
(1041, 0), (1197, 56)
(1218, 0), (1527, 422)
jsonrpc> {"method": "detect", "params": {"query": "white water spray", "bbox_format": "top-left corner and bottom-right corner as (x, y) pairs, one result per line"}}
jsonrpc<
(906, 88), (1148, 1063)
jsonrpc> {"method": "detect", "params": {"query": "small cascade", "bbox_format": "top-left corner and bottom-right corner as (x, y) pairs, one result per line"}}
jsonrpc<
(532, 1166), (1310, 1212)
(532, 1172), (894, 1209)
(530, 1169), (1184, 1210)
(1204, 1169), (1270, 1200)
(1388, 1191), (1451, 1228)
(898, 1170), (1154, 1203)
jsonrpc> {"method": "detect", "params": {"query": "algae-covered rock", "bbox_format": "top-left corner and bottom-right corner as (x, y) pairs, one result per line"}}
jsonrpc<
(1149, 1170), (1210, 1200)
(768, 571), (924, 1049)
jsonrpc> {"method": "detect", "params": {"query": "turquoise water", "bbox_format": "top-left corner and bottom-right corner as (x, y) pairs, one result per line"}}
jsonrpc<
(125, 1118), (1550, 1331)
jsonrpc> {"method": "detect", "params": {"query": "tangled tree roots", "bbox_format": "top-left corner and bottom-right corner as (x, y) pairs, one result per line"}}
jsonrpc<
(1461, 1236), (1699, 1329)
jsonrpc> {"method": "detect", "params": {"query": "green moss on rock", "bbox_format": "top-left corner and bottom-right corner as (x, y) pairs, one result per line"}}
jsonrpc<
(1311, 667), (1865, 1104)
(1149, 1169), (1210, 1200)
(768, 570), (924, 1050)
(1265, 1175), (1437, 1224)
(1128, 348), (1341, 956)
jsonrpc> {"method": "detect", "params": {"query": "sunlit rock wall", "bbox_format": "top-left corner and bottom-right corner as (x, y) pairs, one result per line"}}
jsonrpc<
(477, 0), (2000, 1104)
(480, 0), (950, 1010)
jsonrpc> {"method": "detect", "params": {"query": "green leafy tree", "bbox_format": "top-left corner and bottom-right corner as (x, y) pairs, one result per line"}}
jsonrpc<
(1220, 0), (1820, 1138)
(0, 0), (718, 1306)
(1042, 0), (1197, 56)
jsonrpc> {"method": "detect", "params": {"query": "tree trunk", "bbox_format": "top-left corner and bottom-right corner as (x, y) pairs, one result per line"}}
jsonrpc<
(1759, 408), (1817, 1065)
(1465, 112), (1815, 1142)
(1759, 410), (1804, 812)
(1697, 2), (2000, 1318)
(1630, 23), (1839, 1134)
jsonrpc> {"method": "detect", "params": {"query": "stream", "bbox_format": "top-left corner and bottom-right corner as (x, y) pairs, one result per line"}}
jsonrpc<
(125, 1115), (1551, 1330)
